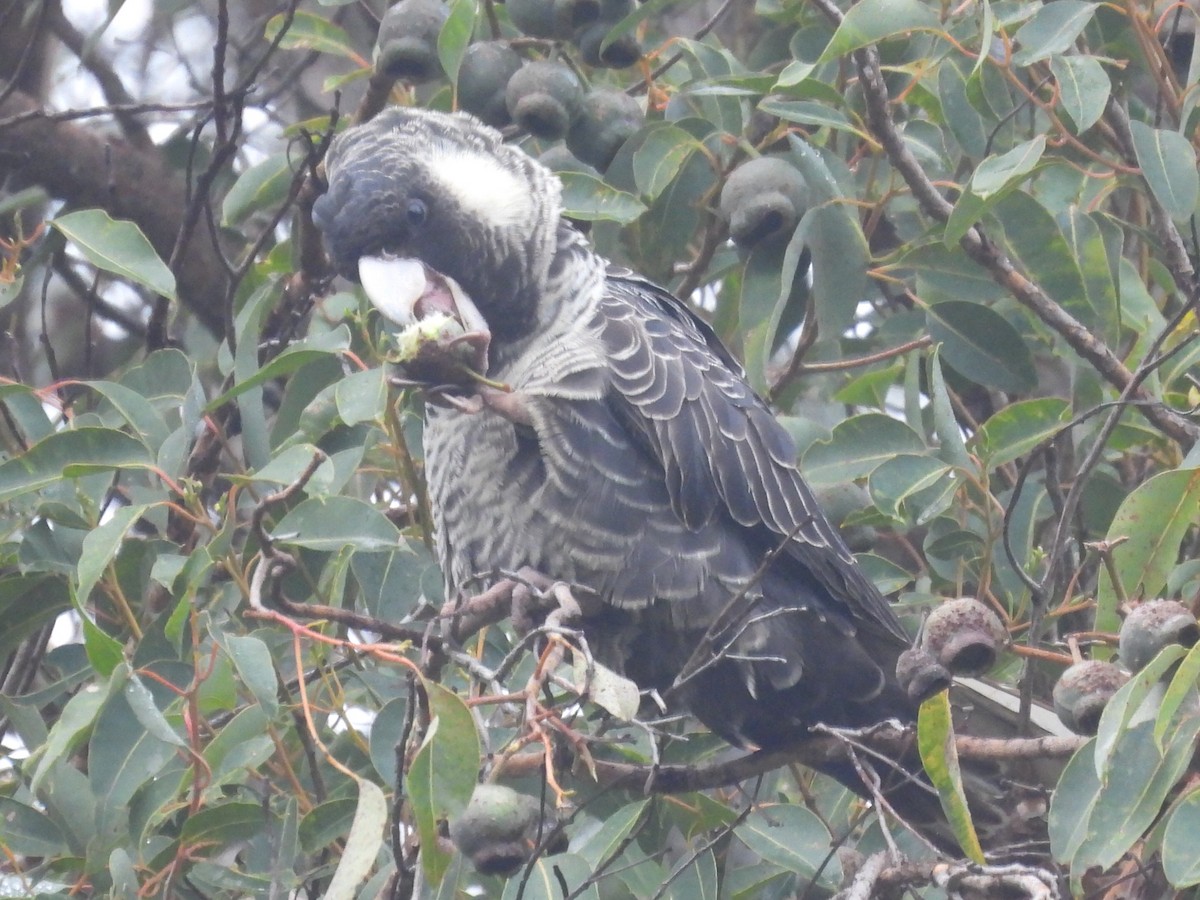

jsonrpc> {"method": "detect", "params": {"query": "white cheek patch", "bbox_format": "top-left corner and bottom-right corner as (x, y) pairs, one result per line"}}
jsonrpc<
(359, 256), (426, 325)
(425, 148), (533, 229)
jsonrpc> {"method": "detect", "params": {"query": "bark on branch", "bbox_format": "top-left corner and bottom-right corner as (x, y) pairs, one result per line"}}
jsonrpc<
(0, 85), (229, 334)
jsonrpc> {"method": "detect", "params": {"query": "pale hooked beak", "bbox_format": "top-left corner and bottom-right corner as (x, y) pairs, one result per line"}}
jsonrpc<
(357, 255), (488, 335)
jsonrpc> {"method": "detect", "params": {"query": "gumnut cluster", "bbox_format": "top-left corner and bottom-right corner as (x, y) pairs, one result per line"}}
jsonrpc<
(896, 598), (1006, 704)
(374, 0), (644, 170)
(1052, 600), (1198, 735)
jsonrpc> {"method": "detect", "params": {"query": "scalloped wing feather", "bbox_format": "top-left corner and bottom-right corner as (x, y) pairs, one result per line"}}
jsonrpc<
(600, 272), (909, 645)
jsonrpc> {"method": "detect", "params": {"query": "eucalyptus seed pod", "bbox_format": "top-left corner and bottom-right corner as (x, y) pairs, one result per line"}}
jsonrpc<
(451, 784), (546, 876)
(1119, 600), (1200, 672)
(920, 598), (1007, 677)
(458, 42), (524, 127)
(576, 21), (641, 68)
(1052, 660), (1130, 735)
(373, 0), (448, 82)
(505, 61), (584, 140)
(566, 89), (643, 170)
(718, 156), (809, 248)
(506, 0), (558, 36)
(508, 0), (598, 37)
(896, 646), (952, 704)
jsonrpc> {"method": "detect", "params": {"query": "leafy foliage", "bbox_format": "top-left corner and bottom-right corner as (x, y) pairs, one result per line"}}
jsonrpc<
(1, 0), (1199, 897)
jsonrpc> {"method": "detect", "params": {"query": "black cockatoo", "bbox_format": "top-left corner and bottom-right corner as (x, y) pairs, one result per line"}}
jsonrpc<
(312, 107), (1051, 852)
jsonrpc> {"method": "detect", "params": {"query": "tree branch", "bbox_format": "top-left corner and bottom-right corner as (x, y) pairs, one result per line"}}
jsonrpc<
(495, 724), (1083, 794)
(803, 0), (1199, 450)
(0, 86), (229, 333)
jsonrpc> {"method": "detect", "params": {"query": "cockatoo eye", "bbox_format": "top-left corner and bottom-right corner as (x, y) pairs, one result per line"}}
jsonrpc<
(405, 197), (428, 227)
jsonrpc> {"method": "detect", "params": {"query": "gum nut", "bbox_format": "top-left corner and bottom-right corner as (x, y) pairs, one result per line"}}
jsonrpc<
(505, 61), (584, 140)
(896, 646), (952, 704)
(1119, 600), (1200, 672)
(718, 157), (809, 247)
(920, 598), (1007, 677)
(1052, 660), (1129, 735)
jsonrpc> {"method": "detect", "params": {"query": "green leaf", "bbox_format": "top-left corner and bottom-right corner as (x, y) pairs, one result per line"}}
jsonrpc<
(577, 800), (650, 869)
(1070, 719), (1200, 874)
(756, 98), (862, 139)
(994, 191), (1090, 330)
(222, 154), (294, 226)
(1163, 788), (1200, 886)
(410, 679), (481, 885)
(301, 797), (357, 853)
(265, 10), (358, 58)
(203, 706), (273, 787)
(735, 805), (840, 884)
(739, 235), (804, 392)
(79, 602), (126, 678)
(87, 380), (172, 451)
(802, 413), (925, 486)
(500, 853), (599, 900)
(1050, 56), (1110, 133)
(180, 802), (267, 845)
(0, 272), (23, 311)
(1011, 1), (1096, 66)
(858, 553), (914, 594)
(869, 454), (952, 521)
(938, 59), (987, 158)
(0, 427), (154, 503)
(663, 847), (719, 900)
(803, 202), (868, 340)
(124, 673), (186, 747)
(207, 325), (351, 411)
(1130, 120), (1200, 222)
(928, 348), (972, 469)
(52, 209), (176, 299)
(438, 0), (477, 85)
(970, 136), (1046, 198)
(1060, 207), (1119, 343)
(1093, 644), (1185, 777)
(787, 138), (868, 338)
(927, 300), (1036, 393)
(902, 242), (1007, 304)
(917, 691), (985, 863)
(221, 634), (280, 716)
(975, 398), (1070, 469)
(559, 171), (647, 223)
(271, 496), (402, 552)
(1155, 642), (1200, 748)
(971, 0), (995, 79)
(77, 504), (150, 608)
(632, 124), (701, 200)
(945, 186), (1006, 246)
(323, 777), (388, 900)
(89, 682), (178, 822)
(368, 696), (412, 784)
(0, 797), (68, 856)
(818, 0), (939, 62)
(1096, 468), (1200, 638)
(334, 366), (387, 426)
